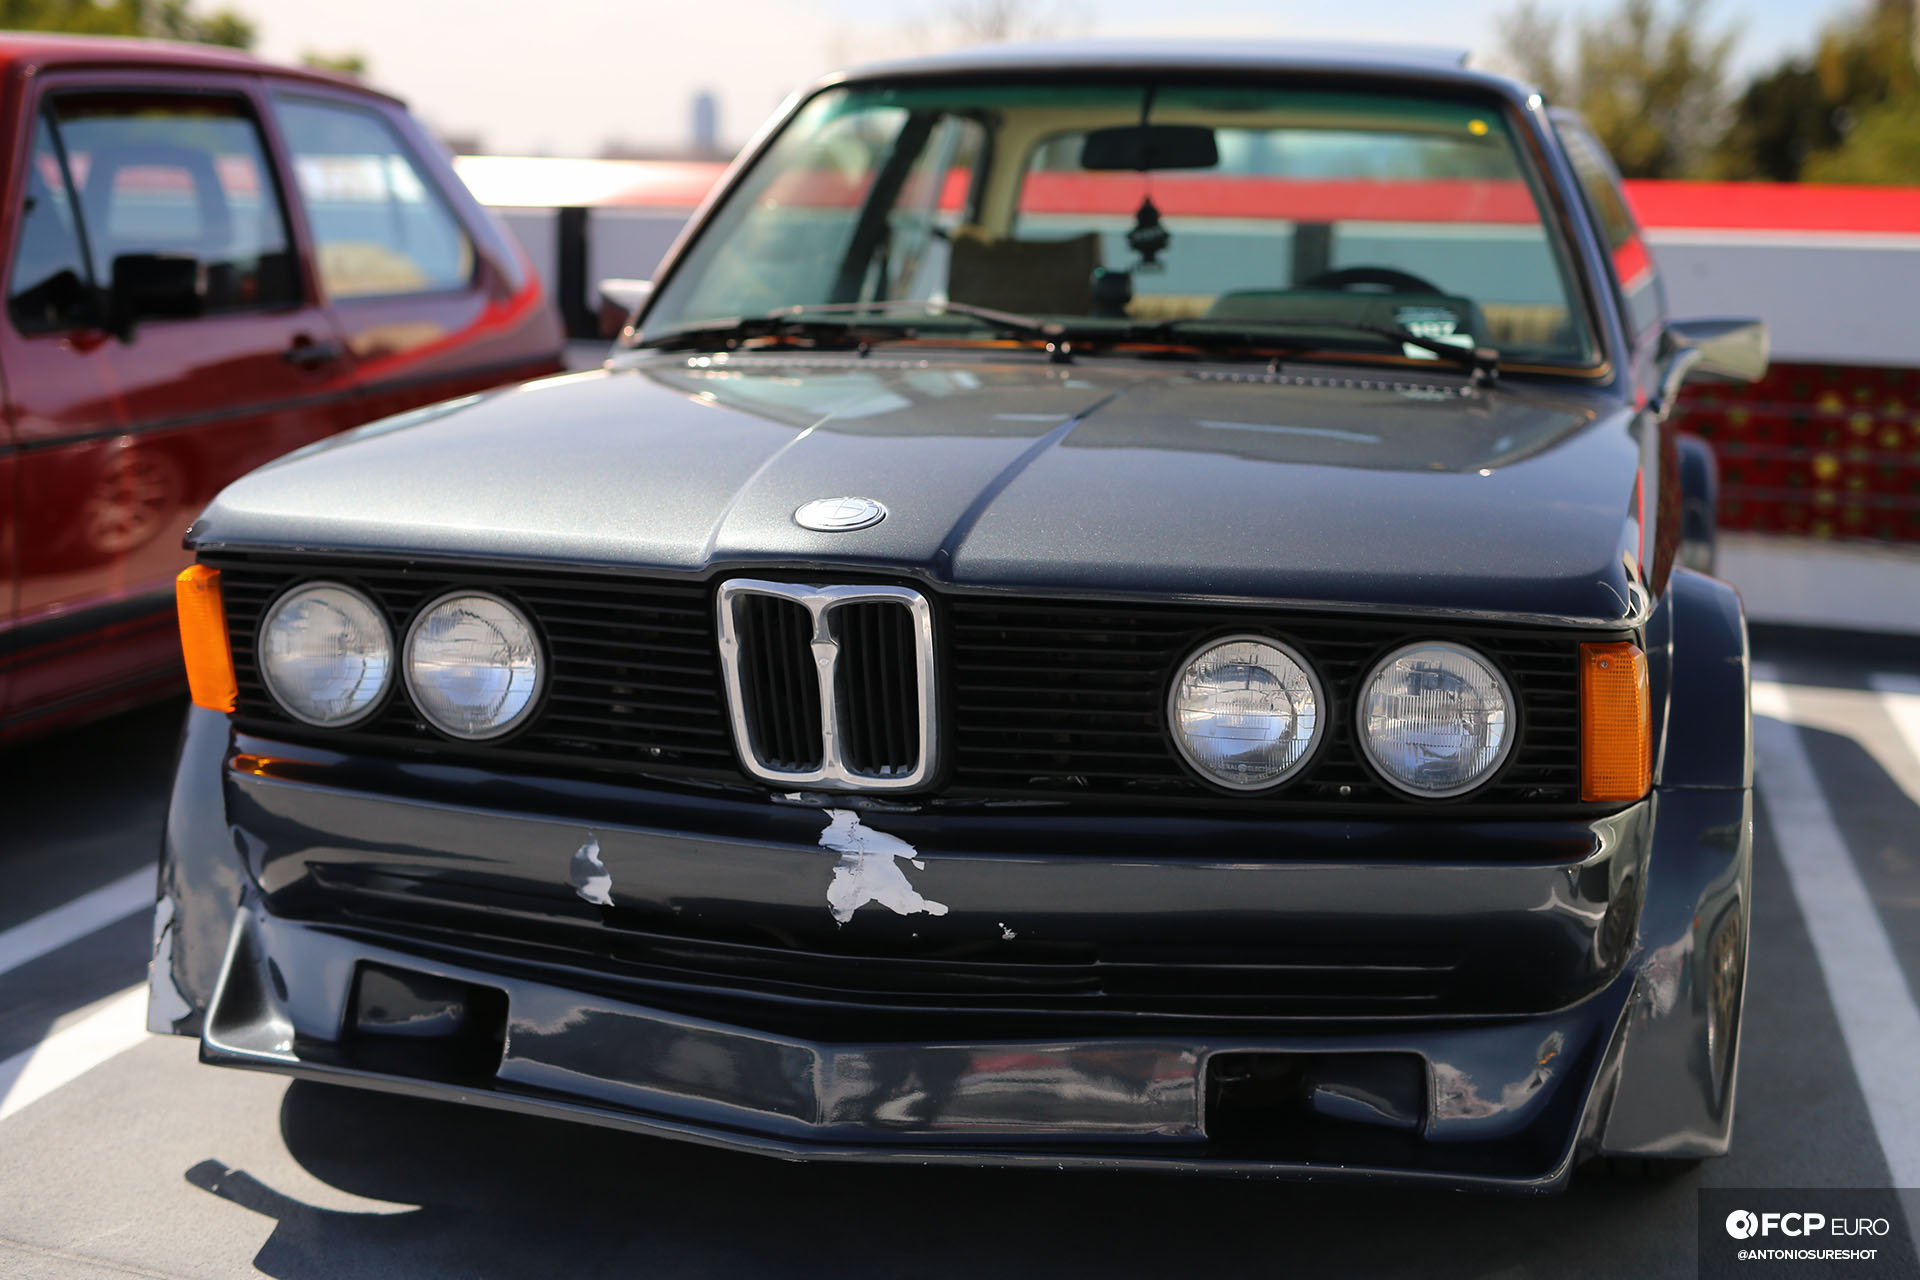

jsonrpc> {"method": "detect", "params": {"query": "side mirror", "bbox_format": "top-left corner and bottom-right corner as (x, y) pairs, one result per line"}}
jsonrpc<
(597, 277), (652, 339)
(1655, 317), (1768, 413)
(109, 253), (202, 339)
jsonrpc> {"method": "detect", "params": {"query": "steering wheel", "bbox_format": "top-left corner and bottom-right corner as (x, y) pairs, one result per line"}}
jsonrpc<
(1296, 266), (1447, 295)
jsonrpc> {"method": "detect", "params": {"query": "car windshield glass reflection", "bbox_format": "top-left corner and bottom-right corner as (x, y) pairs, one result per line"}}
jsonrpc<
(642, 81), (1597, 369)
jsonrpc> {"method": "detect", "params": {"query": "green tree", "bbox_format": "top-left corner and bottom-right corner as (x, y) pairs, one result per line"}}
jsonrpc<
(0, 0), (254, 48)
(1712, 62), (1837, 181)
(1498, 0), (1734, 178)
(1803, 96), (1920, 181)
(300, 50), (368, 78)
(1715, 0), (1918, 183)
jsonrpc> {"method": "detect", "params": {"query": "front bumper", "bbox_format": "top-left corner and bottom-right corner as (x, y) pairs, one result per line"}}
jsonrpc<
(152, 707), (1752, 1191)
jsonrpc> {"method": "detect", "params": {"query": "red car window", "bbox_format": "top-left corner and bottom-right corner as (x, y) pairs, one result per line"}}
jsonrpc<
(273, 97), (474, 300)
(49, 93), (298, 312)
(7, 115), (92, 332)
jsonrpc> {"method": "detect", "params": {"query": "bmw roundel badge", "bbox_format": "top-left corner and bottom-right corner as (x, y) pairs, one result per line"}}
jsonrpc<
(794, 496), (887, 532)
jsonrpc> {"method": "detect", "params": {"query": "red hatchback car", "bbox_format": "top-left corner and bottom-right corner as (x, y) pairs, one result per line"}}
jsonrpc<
(0, 35), (564, 741)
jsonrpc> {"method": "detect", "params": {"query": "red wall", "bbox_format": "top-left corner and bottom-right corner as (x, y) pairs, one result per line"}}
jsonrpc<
(1677, 365), (1920, 544)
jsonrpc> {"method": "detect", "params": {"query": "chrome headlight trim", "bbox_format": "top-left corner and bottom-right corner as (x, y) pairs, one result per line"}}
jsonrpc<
(1165, 632), (1326, 792)
(1356, 640), (1517, 799)
(402, 590), (546, 741)
(256, 580), (393, 728)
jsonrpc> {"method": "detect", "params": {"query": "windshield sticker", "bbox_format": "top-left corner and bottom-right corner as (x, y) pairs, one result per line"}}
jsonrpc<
(819, 809), (949, 926)
(1396, 306), (1476, 359)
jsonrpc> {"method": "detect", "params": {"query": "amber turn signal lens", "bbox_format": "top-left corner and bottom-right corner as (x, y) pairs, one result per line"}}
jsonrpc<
(176, 564), (237, 714)
(1580, 641), (1650, 802)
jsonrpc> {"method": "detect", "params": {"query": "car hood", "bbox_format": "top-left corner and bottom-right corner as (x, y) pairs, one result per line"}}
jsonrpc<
(192, 351), (1647, 625)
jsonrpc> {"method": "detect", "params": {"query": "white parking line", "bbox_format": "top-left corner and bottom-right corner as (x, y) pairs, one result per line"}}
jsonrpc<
(1870, 673), (1920, 771)
(0, 984), (148, 1122)
(0, 868), (153, 980)
(1752, 669), (1920, 1191)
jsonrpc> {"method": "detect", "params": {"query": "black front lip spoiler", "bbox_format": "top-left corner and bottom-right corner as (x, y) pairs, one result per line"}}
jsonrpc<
(198, 904), (1636, 1192)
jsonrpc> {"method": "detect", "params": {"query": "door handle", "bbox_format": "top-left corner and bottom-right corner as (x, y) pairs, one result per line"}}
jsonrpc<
(283, 337), (344, 369)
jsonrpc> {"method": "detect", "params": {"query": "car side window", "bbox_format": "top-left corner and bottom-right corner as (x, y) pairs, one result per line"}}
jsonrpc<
(48, 94), (300, 314)
(273, 98), (474, 300)
(7, 115), (95, 333)
(1557, 119), (1664, 337)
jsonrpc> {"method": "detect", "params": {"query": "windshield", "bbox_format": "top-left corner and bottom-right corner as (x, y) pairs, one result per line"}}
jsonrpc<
(640, 79), (1598, 369)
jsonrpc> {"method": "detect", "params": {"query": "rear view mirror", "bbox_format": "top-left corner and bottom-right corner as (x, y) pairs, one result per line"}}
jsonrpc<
(1081, 125), (1218, 172)
(109, 253), (202, 338)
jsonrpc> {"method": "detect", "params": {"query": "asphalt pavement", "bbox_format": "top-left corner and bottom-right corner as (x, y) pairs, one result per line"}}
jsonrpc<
(2, 635), (1917, 1279)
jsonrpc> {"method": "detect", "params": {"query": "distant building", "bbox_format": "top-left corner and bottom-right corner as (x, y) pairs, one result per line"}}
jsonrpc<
(691, 90), (720, 157)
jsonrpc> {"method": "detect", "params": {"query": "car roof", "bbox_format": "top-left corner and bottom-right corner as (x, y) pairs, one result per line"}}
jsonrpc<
(0, 32), (400, 104)
(835, 38), (1504, 86)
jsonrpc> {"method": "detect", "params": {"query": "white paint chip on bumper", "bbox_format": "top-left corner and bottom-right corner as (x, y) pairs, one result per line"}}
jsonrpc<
(570, 832), (613, 906)
(818, 809), (948, 926)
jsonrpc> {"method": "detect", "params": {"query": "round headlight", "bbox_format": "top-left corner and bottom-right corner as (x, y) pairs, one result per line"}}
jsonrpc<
(1168, 636), (1323, 790)
(404, 593), (543, 740)
(1358, 642), (1514, 798)
(258, 582), (392, 727)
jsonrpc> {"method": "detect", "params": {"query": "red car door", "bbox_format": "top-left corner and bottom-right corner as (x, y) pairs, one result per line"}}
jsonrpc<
(0, 74), (360, 738)
(266, 87), (562, 421)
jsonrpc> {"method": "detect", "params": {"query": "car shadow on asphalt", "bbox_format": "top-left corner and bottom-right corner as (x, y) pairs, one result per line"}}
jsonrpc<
(170, 1079), (1705, 1280)
(0, 698), (182, 1067)
(0, 697), (182, 921)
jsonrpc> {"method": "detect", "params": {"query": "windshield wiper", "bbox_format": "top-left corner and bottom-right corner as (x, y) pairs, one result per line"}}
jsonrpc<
(773, 300), (1067, 342)
(1143, 317), (1500, 387)
(634, 300), (1066, 353)
(634, 313), (891, 352)
(635, 303), (1499, 385)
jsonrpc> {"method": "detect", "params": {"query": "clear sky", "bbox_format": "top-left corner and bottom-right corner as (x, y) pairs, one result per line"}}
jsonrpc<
(241, 0), (1858, 156)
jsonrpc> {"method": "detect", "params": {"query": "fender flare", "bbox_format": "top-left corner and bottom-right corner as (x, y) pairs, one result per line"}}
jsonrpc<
(1593, 568), (1752, 1160)
(1656, 567), (1751, 790)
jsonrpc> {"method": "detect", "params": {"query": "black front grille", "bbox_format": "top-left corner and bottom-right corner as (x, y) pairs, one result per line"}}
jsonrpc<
(214, 556), (737, 778)
(734, 594), (821, 772)
(944, 598), (1586, 808)
(214, 553), (1597, 813)
(832, 600), (920, 777)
